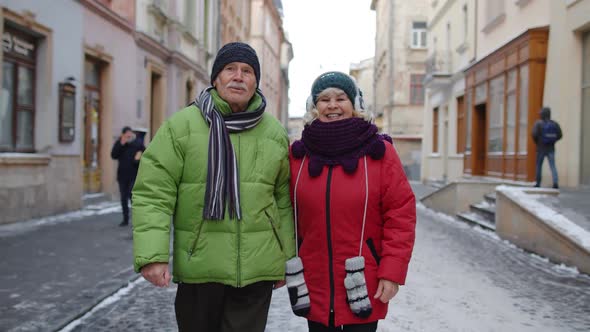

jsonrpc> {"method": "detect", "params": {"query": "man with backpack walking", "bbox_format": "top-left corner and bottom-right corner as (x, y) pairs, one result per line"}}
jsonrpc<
(532, 107), (562, 189)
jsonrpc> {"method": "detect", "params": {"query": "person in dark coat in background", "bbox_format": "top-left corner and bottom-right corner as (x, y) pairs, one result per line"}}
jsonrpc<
(111, 126), (145, 226)
(531, 107), (562, 189)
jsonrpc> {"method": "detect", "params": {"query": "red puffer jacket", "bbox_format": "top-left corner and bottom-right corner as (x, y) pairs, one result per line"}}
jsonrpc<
(289, 142), (416, 327)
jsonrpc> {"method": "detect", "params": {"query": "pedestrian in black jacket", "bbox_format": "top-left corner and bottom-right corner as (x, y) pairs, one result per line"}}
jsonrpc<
(111, 126), (145, 226)
(531, 107), (562, 189)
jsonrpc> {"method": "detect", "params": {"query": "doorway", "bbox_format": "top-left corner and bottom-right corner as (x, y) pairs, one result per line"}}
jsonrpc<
(83, 59), (103, 194)
(150, 72), (164, 140)
(473, 103), (487, 175)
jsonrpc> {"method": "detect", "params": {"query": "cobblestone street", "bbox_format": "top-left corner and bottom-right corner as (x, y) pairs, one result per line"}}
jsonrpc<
(56, 192), (590, 332)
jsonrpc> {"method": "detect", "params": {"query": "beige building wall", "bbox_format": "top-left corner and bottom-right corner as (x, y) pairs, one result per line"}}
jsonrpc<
(279, 39), (293, 126)
(350, 58), (375, 120)
(249, 0), (284, 120)
(476, 0), (550, 60)
(422, 0), (477, 183)
(372, 0), (429, 180)
(543, 0), (590, 187)
(220, 0), (251, 43)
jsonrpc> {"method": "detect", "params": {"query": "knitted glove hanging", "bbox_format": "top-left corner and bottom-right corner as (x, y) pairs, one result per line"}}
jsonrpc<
(344, 256), (372, 318)
(285, 257), (310, 317)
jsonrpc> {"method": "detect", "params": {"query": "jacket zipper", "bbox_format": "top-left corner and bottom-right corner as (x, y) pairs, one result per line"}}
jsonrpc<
(237, 134), (241, 287)
(264, 210), (284, 252)
(187, 221), (205, 260)
(325, 166), (336, 323)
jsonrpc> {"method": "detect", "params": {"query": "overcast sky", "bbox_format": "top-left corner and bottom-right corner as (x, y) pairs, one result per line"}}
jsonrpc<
(282, 0), (376, 117)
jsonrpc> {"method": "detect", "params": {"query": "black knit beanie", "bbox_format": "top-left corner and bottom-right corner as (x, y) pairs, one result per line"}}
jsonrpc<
(210, 42), (261, 87)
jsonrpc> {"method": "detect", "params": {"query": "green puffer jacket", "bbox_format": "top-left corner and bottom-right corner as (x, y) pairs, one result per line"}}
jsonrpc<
(132, 91), (295, 287)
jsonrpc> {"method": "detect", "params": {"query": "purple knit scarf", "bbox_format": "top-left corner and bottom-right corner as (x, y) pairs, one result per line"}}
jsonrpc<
(292, 118), (393, 177)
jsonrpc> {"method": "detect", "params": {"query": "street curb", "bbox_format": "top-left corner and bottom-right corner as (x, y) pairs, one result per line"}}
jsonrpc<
(52, 268), (140, 332)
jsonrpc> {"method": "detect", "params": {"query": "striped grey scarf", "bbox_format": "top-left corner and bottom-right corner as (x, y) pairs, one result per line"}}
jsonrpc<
(196, 86), (266, 220)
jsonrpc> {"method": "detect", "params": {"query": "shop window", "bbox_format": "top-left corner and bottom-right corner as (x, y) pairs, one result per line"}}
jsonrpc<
(506, 69), (517, 153)
(518, 65), (529, 154)
(488, 75), (505, 153)
(1, 27), (37, 152)
(457, 95), (466, 153)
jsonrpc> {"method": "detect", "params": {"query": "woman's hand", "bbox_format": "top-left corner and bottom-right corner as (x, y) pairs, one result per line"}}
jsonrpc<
(374, 279), (399, 303)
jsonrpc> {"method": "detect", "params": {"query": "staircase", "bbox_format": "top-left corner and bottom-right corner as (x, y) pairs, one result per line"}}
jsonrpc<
(457, 192), (497, 230)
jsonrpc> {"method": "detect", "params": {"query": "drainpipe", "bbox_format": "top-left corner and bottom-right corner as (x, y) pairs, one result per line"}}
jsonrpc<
(472, 0), (478, 63)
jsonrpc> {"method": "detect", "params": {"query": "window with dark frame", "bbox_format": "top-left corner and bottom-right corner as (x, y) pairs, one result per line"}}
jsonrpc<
(1, 26), (37, 153)
(457, 95), (466, 153)
(410, 74), (425, 105)
(433, 107), (439, 153)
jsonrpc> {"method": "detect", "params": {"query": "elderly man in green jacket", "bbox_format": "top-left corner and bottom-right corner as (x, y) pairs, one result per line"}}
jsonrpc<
(132, 42), (295, 332)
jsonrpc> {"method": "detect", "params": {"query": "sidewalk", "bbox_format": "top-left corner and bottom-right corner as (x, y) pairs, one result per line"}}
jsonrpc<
(537, 187), (590, 233)
(0, 202), (137, 332)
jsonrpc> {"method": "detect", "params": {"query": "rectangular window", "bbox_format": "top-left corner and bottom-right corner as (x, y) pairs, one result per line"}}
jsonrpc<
(466, 89), (472, 152)
(506, 69), (517, 153)
(433, 107), (439, 153)
(457, 95), (466, 153)
(412, 22), (427, 48)
(488, 75), (505, 153)
(518, 65), (529, 154)
(1, 27), (36, 152)
(410, 74), (425, 105)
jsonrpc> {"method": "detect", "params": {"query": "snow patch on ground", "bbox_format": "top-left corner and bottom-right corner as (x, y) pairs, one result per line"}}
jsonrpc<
(496, 185), (590, 252)
(58, 277), (144, 332)
(416, 202), (468, 228)
(0, 202), (121, 238)
(418, 201), (584, 278)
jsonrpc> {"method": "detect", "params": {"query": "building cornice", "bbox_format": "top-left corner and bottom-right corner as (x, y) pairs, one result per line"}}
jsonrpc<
(80, 0), (134, 34)
(464, 26), (549, 74)
(135, 31), (171, 59)
(169, 51), (208, 82)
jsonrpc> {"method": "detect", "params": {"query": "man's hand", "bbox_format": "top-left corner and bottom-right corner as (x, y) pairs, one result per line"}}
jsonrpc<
(373, 279), (399, 303)
(273, 280), (286, 289)
(141, 262), (171, 287)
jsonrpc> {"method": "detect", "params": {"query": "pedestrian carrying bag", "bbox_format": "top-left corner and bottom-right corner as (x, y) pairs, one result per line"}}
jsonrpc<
(541, 121), (559, 144)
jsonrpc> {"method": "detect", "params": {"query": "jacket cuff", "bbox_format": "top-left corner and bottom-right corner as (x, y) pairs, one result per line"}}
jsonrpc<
(134, 254), (170, 273)
(377, 256), (409, 285)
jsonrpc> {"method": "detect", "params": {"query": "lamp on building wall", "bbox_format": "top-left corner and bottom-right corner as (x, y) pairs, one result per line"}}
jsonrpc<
(58, 77), (77, 143)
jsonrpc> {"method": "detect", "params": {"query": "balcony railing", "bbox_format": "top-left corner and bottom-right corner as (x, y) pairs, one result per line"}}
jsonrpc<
(425, 50), (452, 76)
(424, 51), (452, 87)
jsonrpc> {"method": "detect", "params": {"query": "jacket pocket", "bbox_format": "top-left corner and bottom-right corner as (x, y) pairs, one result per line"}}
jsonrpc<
(187, 221), (205, 261)
(264, 210), (284, 252)
(366, 238), (380, 266)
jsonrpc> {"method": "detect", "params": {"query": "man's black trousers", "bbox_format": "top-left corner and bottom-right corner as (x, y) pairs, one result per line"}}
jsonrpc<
(175, 281), (274, 332)
(117, 176), (134, 223)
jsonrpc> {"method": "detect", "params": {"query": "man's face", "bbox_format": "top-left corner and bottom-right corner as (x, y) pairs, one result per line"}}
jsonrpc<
(214, 62), (257, 112)
(122, 130), (134, 142)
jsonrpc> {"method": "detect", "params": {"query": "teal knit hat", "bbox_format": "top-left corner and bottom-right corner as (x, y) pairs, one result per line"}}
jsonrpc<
(308, 71), (364, 111)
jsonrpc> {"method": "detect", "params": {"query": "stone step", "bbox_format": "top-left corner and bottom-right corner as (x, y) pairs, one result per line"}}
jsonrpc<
(457, 212), (496, 231)
(470, 201), (496, 221)
(484, 192), (497, 204)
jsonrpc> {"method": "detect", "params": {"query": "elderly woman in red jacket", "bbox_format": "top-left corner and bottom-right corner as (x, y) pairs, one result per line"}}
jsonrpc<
(285, 71), (416, 332)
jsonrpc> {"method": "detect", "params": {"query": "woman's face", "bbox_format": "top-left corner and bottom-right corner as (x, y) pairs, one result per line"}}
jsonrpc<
(315, 88), (354, 122)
